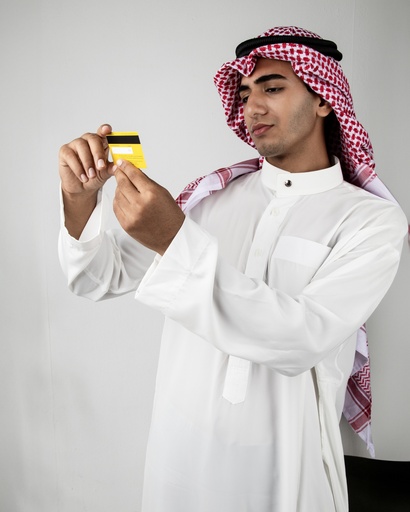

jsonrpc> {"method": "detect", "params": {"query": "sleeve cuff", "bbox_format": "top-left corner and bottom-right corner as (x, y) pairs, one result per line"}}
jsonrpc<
(59, 186), (107, 249)
(135, 216), (214, 313)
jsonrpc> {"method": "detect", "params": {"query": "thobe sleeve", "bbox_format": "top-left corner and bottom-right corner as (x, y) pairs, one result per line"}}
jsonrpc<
(58, 188), (155, 301)
(135, 204), (407, 376)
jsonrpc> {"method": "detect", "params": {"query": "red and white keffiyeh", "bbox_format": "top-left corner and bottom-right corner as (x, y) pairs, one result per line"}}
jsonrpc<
(213, 25), (395, 201)
(176, 26), (396, 455)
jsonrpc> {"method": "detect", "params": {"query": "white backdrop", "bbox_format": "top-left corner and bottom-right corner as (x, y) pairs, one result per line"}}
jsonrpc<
(1, 0), (409, 510)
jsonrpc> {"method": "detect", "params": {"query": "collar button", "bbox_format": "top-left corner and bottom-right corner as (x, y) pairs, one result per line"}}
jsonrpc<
(284, 179), (292, 187)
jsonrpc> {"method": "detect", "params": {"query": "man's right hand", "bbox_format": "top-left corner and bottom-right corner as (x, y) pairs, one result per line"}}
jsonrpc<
(59, 124), (114, 239)
(59, 124), (114, 195)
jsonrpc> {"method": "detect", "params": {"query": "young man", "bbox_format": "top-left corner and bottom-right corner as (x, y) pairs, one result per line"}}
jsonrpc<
(59, 26), (407, 512)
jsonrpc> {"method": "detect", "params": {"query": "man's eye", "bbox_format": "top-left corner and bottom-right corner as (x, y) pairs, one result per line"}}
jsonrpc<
(240, 96), (249, 104)
(266, 87), (282, 93)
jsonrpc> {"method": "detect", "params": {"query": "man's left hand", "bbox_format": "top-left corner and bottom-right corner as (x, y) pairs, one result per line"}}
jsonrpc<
(113, 159), (185, 255)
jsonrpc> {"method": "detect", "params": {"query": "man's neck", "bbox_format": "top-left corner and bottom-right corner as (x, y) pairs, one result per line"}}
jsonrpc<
(266, 151), (331, 173)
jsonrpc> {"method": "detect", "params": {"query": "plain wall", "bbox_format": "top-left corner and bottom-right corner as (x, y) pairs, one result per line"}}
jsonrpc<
(1, 0), (409, 510)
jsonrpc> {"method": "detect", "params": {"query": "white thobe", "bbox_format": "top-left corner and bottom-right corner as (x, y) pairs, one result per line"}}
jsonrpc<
(59, 159), (407, 512)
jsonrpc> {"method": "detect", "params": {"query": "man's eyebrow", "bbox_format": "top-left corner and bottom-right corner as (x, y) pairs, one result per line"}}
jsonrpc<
(239, 74), (287, 93)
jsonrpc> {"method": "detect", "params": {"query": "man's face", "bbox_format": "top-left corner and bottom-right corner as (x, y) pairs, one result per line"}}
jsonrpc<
(239, 58), (328, 171)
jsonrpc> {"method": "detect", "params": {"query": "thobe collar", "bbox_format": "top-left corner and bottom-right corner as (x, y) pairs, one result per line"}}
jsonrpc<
(261, 157), (344, 196)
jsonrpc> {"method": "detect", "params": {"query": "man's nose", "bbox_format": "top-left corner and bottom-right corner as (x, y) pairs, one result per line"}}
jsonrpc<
(245, 91), (268, 116)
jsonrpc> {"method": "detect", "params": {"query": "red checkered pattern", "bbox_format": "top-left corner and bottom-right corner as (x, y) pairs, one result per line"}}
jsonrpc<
(213, 26), (379, 190)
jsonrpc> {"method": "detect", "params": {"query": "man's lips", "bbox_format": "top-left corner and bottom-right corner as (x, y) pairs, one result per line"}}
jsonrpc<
(251, 123), (273, 136)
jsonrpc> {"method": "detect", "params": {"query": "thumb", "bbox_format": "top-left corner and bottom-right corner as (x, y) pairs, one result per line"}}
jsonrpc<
(97, 123), (113, 137)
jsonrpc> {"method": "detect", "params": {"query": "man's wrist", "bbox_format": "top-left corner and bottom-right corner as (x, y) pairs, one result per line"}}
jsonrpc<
(61, 187), (99, 205)
(62, 188), (100, 240)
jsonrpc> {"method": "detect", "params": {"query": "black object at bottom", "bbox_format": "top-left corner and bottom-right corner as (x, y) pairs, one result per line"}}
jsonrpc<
(345, 455), (410, 511)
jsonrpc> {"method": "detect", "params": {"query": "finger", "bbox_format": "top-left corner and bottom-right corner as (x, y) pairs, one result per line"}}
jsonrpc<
(81, 132), (110, 172)
(113, 193), (127, 225)
(115, 166), (141, 198)
(59, 142), (94, 183)
(115, 159), (151, 192)
(96, 124), (112, 160)
(117, 188), (131, 206)
(113, 183), (136, 227)
(97, 124), (112, 137)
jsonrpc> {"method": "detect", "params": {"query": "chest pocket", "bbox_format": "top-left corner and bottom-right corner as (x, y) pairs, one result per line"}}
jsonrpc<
(269, 235), (331, 297)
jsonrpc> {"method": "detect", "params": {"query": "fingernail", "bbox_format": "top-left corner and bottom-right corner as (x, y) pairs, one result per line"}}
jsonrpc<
(117, 159), (123, 166)
(88, 167), (96, 178)
(112, 165), (117, 173)
(97, 159), (105, 169)
(80, 174), (88, 183)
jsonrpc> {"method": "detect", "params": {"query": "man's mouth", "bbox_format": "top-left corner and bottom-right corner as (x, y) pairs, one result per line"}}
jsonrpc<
(251, 123), (273, 136)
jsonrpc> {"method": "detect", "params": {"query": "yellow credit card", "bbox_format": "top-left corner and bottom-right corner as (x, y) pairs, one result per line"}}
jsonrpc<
(107, 132), (147, 168)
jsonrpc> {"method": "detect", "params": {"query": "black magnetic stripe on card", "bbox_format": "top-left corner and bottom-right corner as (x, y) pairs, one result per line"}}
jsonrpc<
(107, 135), (141, 144)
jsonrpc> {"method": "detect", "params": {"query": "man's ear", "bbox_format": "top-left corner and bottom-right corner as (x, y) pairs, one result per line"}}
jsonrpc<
(317, 98), (333, 118)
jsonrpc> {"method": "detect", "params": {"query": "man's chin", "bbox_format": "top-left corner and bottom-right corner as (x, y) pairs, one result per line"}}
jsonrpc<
(253, 144), (280, 160)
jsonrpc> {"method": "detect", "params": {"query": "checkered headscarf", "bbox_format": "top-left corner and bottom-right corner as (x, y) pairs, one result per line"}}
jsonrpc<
(213, 25), (395, 201)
